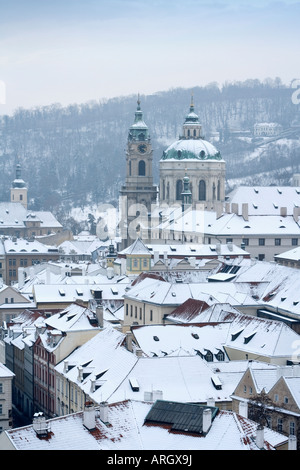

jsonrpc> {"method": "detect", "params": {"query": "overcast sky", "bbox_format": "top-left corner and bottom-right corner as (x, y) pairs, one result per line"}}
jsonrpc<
(0, 0), (299, 114)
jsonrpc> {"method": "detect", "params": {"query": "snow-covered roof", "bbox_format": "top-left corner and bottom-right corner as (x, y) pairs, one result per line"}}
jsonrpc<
(227, 186), (300, 216)
(161, 138), (222, 161)
(275, 246), (300, 261)
(125, 277), (258, 308)
(1, 400), (288, 450)
(120, 238), (151, 255)
(43, 303), (100, 332)
(55, 326), (137, 403)
(132, 323), (229, 358)
(33, 282), (128, 305)
(0, 362), (15, 378)
(0, 203), (62, 228)
(4, 238), (57, 254)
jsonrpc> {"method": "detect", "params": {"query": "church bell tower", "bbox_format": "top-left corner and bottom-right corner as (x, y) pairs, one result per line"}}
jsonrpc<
(119, 97), (158, 248)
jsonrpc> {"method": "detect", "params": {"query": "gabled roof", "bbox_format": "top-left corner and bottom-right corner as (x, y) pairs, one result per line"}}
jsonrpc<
(1, 399), (287, 450)
(120, 238), (151, 255)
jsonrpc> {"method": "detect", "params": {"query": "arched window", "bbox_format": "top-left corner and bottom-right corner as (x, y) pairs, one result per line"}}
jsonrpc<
(129, 161), (132, 176)
(217, 180), (221, 201)
(176, 179), (183, 200)
(162, 180), (165, 200)
(199, 180), (206, 201)
(213, 183), (216, 201)
(138, 160), (146, 176)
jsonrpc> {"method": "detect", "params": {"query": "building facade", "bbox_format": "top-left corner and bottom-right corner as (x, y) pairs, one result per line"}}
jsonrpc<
(159, 97), (226, 211)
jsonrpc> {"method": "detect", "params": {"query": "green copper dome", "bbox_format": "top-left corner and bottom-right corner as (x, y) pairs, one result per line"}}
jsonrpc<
(161, 139), (222, 161)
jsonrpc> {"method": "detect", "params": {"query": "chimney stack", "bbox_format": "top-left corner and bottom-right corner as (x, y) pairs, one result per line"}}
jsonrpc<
(99, 402), (109, 423)
(239, 401), (248, 418)
(96, 305), (104, 328)
(125, 331), (133, 352)
(288, 435), (297, 450)
(280, 207), (287, 217)
(83, 402), (96, 430)
(202, 408), (212, 434)
(242, 203), (248, 221)
(77, 366), (83, 382)
(255, 424), (264, 449)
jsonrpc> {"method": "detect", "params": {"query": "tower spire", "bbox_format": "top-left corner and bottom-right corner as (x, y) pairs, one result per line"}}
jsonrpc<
(190, 90), (194, 113)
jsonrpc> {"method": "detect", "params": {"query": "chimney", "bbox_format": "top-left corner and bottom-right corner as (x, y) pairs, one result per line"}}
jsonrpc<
(163, 251), (168, 262)
(83, 402), (96, 430)
(239, 401), (248, 418)
(255, 424), (264, 449)
(280, 207), (287, 217)
(96, 305), (104, 328)
(202, 408), (212, 434)
(206, 398), (215, 407)
(216, 202), (223, 219)
(63, 360), (69, 374)
(288, 435), (297, 450)
(293, 206), (300, 223)
(32, 412), (49, 437)
(77, 366), (83, 382)
(135, 348), (143, 358)
(46, 266), (51, 285)
(99, 402), (109, 423)
(225, 202), (231, 214)
(90, 378), (96, 393)
(153, 251), (159, 264)
(152, 390), (163, 402)
(231, 203), (239, 215)
(18, 267), (25, 289)
(125, 331), (133, 352)
(242, 203), (248, 221)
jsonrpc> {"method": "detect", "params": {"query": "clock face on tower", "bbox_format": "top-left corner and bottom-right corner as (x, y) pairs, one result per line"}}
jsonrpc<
(138, 144), (147, 154)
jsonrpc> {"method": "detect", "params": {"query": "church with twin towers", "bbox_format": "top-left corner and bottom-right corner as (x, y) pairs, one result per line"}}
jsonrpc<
(119, 95), (226, 248)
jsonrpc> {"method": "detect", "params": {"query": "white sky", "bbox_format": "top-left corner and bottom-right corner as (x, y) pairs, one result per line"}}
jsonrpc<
(0, 0), (299, 115)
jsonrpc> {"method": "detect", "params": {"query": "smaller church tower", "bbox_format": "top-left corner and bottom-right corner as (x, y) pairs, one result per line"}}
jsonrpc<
(181, 173), (192, 212)
(119, 97), (158, 248)
(11, 163), (28, 209)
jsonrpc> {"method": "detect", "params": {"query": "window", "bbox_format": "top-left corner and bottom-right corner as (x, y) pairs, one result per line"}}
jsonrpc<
(290, 421), (295, 436)
(284, 396), (289, 404)
(292, 238), (298, 246)
(139, 308), (142, 320)
(130, 306), (133, 317)
(226, 238), (233, 243)
(135, 306), (137, 318)
(138, 160), (146, 176)
(244, 385), (247, 393)
(277, 418), (283, 433)
(199, 180), (206, 201)
(275, 238), (281, 246)
(205, 350), (213, 362)
(258, 254), (265, 261)
(126, 304), (128, 316)
(242, 238), (249, 246)
(259, 238), (265, 246)
(0, 383), (2, 393)
(274, 394), (279, 402)
(249, 387), (253, 395)
(150, 310), (153, 321)
(215, 350), (225, 361)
